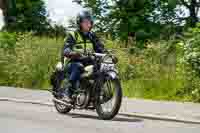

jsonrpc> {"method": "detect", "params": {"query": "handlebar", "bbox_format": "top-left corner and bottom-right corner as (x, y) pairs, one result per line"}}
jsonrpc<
(64, 49), (115, 61)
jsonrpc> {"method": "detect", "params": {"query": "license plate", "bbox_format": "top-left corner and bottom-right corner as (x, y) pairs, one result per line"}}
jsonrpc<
(101, 63), (115, 71)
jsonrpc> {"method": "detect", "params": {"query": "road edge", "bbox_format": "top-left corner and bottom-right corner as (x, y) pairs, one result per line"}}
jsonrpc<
(0, 97), (53, 107)
(1, 97), (200, 124)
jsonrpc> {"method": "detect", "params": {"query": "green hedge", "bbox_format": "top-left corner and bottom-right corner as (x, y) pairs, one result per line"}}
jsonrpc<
(1, 32), (200, 102)
(0, 32), (63, 89)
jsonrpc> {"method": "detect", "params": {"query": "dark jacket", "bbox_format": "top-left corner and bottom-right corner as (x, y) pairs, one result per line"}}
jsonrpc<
(61, 30), (104, 64)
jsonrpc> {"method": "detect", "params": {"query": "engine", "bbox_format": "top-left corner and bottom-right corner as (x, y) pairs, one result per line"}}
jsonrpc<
(76, 92), (86, 106)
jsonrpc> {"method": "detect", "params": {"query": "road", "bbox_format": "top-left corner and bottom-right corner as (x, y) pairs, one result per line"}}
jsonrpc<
(0, 101), (200, 133)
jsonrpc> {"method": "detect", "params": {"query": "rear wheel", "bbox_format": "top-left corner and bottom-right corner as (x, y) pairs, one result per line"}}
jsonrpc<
(54, 100), (71, 114)
(96, 79), (122, 120)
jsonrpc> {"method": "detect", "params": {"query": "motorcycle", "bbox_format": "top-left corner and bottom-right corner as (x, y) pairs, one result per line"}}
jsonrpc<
(50, 51), (122, 120)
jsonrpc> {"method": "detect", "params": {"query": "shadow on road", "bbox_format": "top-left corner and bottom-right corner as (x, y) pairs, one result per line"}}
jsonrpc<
(67, 112), (143, 123)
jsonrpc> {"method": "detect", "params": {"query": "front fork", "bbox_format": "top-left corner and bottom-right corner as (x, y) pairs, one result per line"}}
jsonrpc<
(92, 73), (107, 106)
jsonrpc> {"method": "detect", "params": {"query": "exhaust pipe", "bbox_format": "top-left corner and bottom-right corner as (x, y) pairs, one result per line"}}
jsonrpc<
(52, 98), (73, 107)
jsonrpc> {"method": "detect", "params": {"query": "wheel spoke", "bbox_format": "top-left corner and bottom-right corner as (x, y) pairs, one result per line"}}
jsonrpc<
(101, 80), (116, 113)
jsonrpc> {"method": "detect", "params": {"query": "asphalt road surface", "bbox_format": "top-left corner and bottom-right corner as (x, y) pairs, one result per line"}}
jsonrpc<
(0, 101), (200, 133)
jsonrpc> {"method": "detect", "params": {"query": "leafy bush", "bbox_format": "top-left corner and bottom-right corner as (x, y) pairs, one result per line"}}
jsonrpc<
(0, 32), (17, 49)
(183, 26), (200, 76)
(175, 23), (200, 102)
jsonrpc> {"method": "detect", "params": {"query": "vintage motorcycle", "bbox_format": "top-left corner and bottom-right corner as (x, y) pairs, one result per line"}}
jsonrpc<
(50, 51), (122, 120)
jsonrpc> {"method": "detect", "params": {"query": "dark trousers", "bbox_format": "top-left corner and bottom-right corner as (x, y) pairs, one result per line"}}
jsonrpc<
(66, 57), (94, 96)
(66, 62), (83, 96)
(68, 62), (82, 82)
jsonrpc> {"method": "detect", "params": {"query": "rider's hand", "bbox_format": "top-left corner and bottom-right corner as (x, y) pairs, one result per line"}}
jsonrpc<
(68, 52), (81, 59)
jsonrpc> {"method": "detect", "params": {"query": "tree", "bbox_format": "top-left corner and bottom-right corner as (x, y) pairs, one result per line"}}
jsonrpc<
(74, 0), (161, 43)
(178, 0), (200, 27)
(4, 0), (50, 33)
(0, 0), (16, 26)
(50, 24), (67, 38)
(155, 0), (200, 27)
(67, 18), (77, 31)
(74, 0), (200, 45)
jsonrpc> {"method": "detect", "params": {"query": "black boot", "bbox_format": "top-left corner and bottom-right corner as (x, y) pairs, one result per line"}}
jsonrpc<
(62, 85), (73, 103)
(63, 80), (80, 103)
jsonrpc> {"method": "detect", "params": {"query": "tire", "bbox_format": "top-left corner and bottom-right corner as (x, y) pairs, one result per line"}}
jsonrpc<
(54, 101), (72, 114)
(96, 79), (122, 120)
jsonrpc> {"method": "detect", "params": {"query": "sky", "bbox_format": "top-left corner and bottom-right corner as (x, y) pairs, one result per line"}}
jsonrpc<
(0, 0), (82, 29)
(44, 0), (83, 26)
(0, 10), (4, 29)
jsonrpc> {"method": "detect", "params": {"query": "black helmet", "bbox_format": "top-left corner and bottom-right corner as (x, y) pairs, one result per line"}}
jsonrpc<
(76, 10), (94, 26)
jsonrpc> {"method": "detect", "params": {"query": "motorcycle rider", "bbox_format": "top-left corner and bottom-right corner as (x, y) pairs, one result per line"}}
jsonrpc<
(61, 10), (104, 102)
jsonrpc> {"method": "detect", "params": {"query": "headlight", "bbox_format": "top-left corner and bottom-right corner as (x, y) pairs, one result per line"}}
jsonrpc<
(103, 56), (113, 63)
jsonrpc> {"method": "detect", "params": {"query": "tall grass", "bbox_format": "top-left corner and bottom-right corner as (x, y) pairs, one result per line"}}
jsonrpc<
(0, 32), (63, 89)
(106, 39), (198, 102)
(1, 32), (200, 102)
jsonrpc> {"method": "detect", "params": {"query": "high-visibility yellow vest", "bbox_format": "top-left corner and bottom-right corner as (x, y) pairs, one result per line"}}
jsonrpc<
(68, 31), (94, 54)
(64, 31), (94, 65)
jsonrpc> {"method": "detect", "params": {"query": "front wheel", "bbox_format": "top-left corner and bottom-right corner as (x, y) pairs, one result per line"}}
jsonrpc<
(96, 79), (122, 120)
